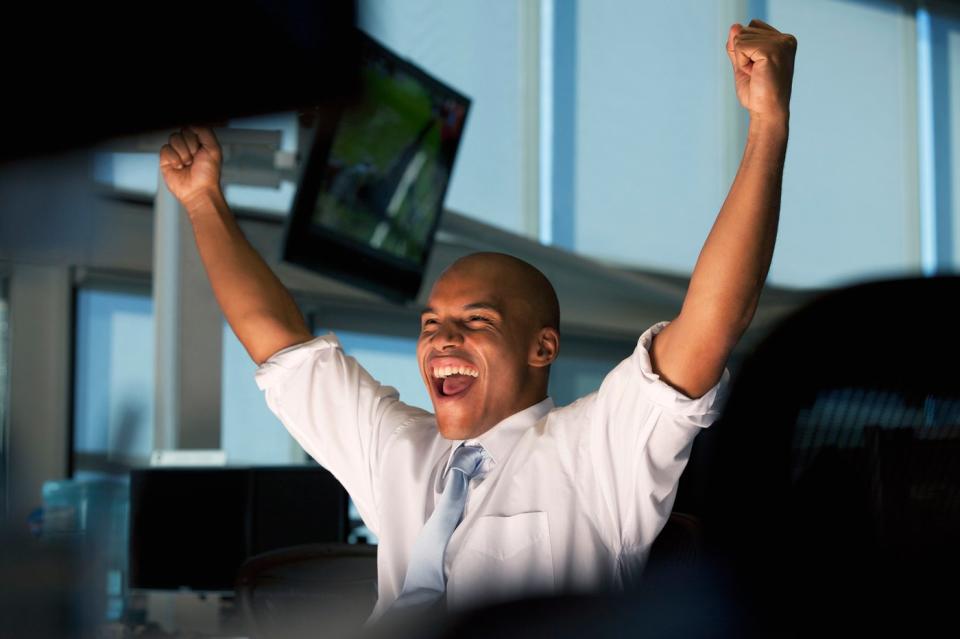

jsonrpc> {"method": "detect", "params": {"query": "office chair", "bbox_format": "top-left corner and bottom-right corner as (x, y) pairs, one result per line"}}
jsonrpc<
(235, 542), (377, 639)
(697, 274), (960, 635)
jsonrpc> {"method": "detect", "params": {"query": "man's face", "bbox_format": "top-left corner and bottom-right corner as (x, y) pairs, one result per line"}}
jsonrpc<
(417, 265), (537, 440)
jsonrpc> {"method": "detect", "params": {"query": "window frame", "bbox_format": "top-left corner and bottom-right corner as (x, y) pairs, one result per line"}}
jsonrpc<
(70, 267), (153, 479)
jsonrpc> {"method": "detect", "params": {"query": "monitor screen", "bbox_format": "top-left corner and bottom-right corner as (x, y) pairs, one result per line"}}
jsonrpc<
(283, 30), (470, 302)
(128, 466), (347, 592)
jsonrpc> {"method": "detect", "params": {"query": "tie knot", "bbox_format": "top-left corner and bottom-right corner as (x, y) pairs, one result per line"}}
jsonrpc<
(448, 444), (485, 480)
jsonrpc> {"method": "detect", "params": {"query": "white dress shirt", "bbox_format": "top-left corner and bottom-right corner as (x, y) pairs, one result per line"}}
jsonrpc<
(254, 320), (730, 623)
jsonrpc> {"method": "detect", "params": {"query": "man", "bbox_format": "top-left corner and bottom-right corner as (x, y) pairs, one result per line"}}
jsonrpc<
(159, 19), (796, 624)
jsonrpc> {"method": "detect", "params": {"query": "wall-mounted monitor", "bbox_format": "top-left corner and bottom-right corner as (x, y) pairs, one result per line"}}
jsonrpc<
(283, 30), (471, 303)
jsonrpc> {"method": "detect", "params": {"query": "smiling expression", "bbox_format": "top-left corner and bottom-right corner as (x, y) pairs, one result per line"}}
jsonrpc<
(417, 253), (560, 440)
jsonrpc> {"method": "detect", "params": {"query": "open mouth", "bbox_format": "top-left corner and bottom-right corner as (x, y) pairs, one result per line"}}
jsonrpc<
(431, 365), (479, 400)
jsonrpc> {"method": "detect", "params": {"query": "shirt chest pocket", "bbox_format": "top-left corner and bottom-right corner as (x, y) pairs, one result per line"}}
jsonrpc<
(447, 511), (555, 610)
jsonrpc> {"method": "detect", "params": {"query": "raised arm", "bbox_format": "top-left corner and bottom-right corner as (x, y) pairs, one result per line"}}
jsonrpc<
(159, 125), (313, 365)
(650, 19), (797, 399)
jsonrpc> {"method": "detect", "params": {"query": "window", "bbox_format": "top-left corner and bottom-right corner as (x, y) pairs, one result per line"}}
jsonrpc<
(549, 352), (621, 407)
(568, 0), (925, 289)
(572, 0), (734, 276)
(73, 287), (318, 470)
(221, 322), (305, 465)
(929, 3), (960, 272)
(764, 0), (920, 286)
(72, 287), (155, 479)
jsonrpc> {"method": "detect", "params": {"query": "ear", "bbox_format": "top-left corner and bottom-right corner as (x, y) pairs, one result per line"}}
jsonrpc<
(528, 327), (559, 368)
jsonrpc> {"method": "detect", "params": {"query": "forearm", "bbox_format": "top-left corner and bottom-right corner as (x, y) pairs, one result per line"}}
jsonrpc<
(184, 188), (312, 364)
(680, 118), (788, 343)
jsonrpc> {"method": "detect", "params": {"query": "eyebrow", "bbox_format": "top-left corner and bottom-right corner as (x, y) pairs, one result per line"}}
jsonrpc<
(420, 302), (503, 317)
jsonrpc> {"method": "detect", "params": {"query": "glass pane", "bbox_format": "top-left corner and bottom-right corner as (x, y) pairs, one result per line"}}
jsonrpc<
(92, 151), (159, 195)
(935, 7), (960, 271)
(73, 289), (155, 474)
(549, 352), (623, 407)
(764, 0), (919, 287)
(573, 0), (921, 289)
(221, 323), (304, 465)
(573, 0), (732, 274)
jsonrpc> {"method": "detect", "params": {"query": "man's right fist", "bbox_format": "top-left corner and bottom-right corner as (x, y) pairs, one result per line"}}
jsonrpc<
(159, 125), (223, 208)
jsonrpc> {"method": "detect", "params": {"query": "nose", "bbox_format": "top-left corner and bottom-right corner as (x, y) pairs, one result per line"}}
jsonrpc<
(432, 319), (464, 350)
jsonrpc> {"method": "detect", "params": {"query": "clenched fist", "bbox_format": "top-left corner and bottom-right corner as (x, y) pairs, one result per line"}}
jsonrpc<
(728, 19), (797, 123)
(159, 125), (223, 209)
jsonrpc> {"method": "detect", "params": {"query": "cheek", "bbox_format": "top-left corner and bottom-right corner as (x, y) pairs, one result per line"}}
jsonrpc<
(486, 349), (526, 383)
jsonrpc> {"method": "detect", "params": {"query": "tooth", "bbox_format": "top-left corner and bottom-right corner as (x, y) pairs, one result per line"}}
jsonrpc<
(431, 365), (482, 378)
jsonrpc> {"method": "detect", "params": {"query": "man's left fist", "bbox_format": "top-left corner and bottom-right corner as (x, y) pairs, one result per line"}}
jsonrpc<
(727, 19), (797, 122)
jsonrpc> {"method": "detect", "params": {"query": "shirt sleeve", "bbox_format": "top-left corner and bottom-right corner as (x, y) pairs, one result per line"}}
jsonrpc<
(580, 320), (731, 556)
(253, 331), (426, 537)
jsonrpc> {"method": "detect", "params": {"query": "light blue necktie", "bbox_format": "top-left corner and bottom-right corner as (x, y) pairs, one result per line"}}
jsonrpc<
(389, 443), (486, 611)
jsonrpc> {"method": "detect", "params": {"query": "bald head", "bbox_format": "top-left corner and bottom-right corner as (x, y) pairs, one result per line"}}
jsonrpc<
(420, 252), (561, 438)
(437, 252), (560, 335)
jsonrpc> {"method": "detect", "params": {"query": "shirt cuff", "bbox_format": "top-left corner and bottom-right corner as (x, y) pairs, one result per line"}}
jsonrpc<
(254, 332), (342, 391)
(634, 321), (730, 428)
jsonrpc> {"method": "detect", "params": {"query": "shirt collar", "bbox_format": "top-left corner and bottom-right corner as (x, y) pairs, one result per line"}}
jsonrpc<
(436, 396), (555, 490)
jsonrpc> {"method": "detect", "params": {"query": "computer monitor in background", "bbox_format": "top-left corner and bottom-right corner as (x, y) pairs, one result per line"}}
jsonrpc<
(283, 30), (471, 303)
(128, 466), (347, 592)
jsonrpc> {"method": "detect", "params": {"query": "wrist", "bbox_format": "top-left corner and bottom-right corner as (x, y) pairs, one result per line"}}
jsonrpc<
(747, 114), (789, 141)
(183, 187), (227, 219)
